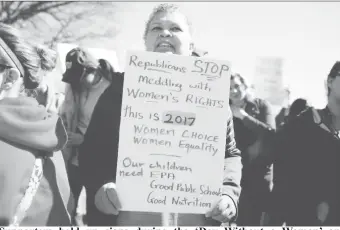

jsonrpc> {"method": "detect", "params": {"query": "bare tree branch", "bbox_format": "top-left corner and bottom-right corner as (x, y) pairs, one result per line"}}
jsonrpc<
(34, 2), (74, 14)
(1, 2), (74, 24)
(0, 2), (15, 22)
(12, 1), (24, 13)
(72, 30), (115, 43)
(1, 2), (119, 47)
(49, 18), (74, 46)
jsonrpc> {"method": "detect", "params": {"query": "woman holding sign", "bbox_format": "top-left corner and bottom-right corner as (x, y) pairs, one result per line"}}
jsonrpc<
(79, 3), (242, 226)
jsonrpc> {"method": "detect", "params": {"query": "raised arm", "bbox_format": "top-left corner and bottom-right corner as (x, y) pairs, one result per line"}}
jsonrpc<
(241, 99), (276, 135)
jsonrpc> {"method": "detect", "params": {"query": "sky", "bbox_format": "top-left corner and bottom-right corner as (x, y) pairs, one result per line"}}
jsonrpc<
(73, 2), (340, 109)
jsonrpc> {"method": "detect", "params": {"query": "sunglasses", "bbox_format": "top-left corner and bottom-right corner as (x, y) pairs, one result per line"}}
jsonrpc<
(0, 64), (12, 72)
(80, 66), (97, 80)
(83, 66), (97, 74)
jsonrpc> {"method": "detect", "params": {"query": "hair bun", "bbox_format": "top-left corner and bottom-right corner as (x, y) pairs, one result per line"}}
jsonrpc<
(35, 44), (57, 71)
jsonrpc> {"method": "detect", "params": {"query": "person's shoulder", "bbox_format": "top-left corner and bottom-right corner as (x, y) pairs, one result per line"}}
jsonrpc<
(246, 97), (271, 113)
(253, 97), (271, 108)
(106, 72), (125, 92)
(93, 72), (125, 110)
(102, 71), (123, 90)
(112, 71), (125, 83)
(280, 107), (314, 132)
(291, 106), (314, 123)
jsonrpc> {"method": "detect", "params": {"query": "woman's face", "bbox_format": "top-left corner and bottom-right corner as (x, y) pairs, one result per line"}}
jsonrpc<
(230, 77), (247, 102)
(144, 11), (193, 56)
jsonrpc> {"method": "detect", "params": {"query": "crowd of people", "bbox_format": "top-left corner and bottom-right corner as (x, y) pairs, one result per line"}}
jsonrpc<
(0, 2), (339, 227)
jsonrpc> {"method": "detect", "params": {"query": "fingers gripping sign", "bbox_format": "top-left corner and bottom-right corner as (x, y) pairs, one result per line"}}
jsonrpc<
(205, 195), (236, 223)
(95, 182), (122, 215)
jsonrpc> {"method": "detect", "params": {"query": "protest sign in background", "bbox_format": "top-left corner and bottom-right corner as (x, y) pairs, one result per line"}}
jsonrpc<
(253, 57), (285, 107)
(116, 50), (232, 214)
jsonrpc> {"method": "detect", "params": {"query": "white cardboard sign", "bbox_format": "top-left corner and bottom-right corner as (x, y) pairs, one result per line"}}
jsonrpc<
(116, 50), (232, 214)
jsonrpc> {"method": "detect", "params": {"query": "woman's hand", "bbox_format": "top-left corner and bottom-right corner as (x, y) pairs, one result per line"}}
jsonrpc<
(95, 182), (122, 215)
(205, 195), (236, 223)
(317, 201), (329, 224)
(66, 132), (84, 147)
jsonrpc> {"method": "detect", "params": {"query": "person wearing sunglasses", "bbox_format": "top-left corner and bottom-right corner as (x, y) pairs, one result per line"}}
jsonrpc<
(59, 47), (115, 225)
(79, 3), (242, 226)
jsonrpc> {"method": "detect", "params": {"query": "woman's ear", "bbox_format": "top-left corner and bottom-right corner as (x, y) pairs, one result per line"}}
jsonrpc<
(0, 68), (23, 99)
(8, 68), (21, 82)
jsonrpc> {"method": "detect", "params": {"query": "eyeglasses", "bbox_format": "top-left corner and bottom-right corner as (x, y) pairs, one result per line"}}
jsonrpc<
(0, 64), (12, 72)
(84, 67), (97, 74)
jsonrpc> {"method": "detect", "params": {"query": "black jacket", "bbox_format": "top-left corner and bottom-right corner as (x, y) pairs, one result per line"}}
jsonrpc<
(233, 97), (276, 193)
(270, 107), (340, 225)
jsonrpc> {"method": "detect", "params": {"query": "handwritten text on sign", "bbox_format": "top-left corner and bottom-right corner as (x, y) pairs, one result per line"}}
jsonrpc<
(116, 51), (232, 213)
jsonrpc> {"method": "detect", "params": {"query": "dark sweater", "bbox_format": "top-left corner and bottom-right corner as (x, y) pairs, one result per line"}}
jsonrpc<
(270, 107), (340, 226)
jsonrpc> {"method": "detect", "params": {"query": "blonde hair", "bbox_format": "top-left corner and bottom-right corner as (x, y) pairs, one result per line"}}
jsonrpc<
(143, 3), (193, 41)
(34, 44), (57, 71)
(0, 23), (56, 89)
